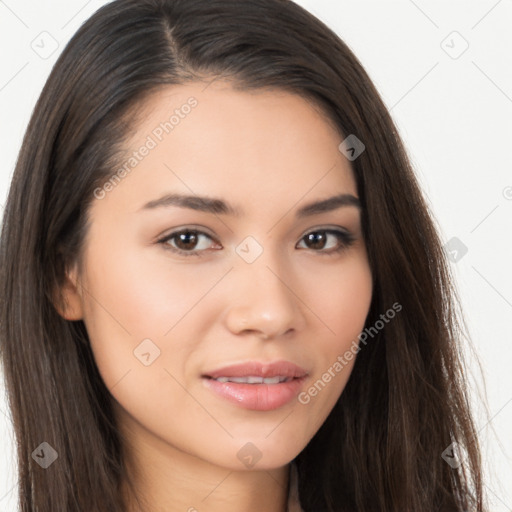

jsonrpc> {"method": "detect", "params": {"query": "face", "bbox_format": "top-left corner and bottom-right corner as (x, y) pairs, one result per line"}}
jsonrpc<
(63, 80), (372, 472)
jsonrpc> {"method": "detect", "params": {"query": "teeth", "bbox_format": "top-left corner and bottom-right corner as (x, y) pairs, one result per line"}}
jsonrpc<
(214, 376), (290, 384)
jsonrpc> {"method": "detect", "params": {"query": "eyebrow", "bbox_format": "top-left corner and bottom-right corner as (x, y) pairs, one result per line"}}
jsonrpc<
(140, 192), (361, 218)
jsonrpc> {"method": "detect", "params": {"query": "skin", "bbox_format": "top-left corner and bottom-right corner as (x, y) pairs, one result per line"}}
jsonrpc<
(58, 80), (373, 512)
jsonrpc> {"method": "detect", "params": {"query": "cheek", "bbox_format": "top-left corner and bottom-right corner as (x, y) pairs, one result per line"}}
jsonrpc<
(298, 253), (372, 414)
(78, 236), (211, 390)
(81, 232), (220, 336)
(308, 251), (373, 345)
(78, 244), (207, 438)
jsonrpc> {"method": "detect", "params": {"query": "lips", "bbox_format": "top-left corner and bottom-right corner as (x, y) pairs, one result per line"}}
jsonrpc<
(201, 360), (309, 411)
(202, 360), (308, 380)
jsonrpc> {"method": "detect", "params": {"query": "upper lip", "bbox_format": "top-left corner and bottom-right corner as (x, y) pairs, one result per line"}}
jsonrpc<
(202, 360), (308, 379)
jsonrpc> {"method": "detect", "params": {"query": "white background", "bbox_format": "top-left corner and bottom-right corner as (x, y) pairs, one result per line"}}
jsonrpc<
(0, 1), (511, 510)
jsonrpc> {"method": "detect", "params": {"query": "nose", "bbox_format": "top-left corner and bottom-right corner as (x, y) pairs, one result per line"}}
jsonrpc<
(222, 253), (307, 340)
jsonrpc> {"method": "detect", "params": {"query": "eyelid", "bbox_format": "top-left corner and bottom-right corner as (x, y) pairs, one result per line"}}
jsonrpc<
(302, 224), (350, 236)
(155, 224), (217, 241)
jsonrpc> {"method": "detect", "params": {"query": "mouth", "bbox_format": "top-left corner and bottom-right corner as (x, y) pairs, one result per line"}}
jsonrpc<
(201, 360), (308, 411)
(206, 375), (293, 384)
(202, 360), (308, 380)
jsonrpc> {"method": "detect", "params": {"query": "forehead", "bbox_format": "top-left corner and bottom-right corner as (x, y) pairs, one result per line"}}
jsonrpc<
(95, 80), (358, 216)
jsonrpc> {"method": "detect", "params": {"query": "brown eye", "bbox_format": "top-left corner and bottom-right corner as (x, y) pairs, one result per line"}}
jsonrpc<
(304, 232), (328, 250)
(174, 231), (199, 251)
(158, 229), (219, 257)
(158, 227), (355, 258)
(298, 229), (355, 255)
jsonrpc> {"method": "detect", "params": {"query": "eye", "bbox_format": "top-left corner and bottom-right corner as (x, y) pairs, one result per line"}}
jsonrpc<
(297, 229), (356, 255)
(157, 229), (220, 257)
(157, 227), (356, 258)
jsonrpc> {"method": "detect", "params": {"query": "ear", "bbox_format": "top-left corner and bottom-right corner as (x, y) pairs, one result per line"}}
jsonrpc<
(53, 263), (84, 321)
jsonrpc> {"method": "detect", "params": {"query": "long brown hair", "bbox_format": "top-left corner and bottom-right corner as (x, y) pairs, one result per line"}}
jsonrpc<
(0, 0), (485, 510)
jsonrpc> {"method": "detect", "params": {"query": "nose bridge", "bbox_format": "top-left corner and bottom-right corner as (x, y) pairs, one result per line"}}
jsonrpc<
(223, 238), (305, 338)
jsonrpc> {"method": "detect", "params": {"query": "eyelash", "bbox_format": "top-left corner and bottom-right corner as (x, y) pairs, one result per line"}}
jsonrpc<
(157, 227), (356, 258)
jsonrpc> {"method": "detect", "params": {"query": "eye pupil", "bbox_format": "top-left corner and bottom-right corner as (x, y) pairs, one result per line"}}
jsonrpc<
(176, 231), (198, 250)
(306, 232), (326, 250)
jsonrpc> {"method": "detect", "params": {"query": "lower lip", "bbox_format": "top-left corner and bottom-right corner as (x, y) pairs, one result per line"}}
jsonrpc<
(202, 376), (307, 411)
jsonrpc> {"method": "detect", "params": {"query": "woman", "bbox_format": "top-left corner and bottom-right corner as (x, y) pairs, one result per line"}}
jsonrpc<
(0, 0), (485, 510)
